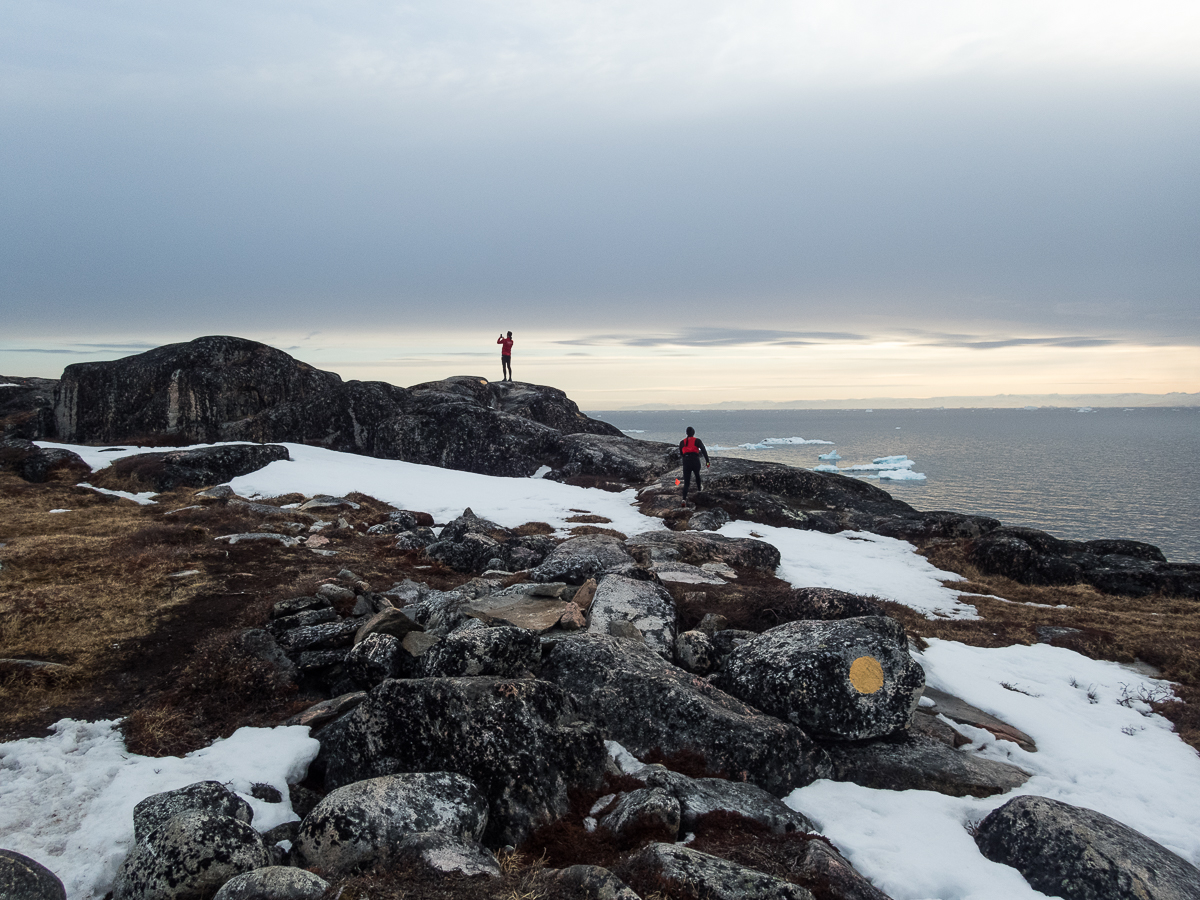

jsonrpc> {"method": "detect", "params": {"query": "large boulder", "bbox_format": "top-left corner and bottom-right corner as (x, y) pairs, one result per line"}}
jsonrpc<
(597, 788), (682, 844)
(635, 765), (815, 835)
(292, 772), (488, 874)
(627, 531), (781, 571)
(99, 444), (290, 491)
(390, 831), (501, 877)
(713, 617), (924, 741)
(212, 868), (329, 900)
(531, 535), (637, 584)
(625, 843), (815, 900)
(419, 626), (540, 678)
(587, 576), (678, 658)
(112, 811), (270, 900)
(131, 781), (253, 844)
(316, 677), (607, 845)
(821, 731), (1031, 797)
(974, 795), (1200, 900)
(0, 850), (66, 900)
(0, 438), (89, 483)
(540, 635), (829, 796)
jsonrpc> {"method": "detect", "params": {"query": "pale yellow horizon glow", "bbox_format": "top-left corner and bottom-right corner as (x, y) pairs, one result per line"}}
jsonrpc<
(3, 330), (1196, 408)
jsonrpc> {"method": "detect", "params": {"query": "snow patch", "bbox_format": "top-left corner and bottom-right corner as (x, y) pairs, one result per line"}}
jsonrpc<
(0, 720), (319, 900)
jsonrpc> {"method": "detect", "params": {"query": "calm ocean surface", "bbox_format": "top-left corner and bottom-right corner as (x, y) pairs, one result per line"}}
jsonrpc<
(589, 407), (1200, 563)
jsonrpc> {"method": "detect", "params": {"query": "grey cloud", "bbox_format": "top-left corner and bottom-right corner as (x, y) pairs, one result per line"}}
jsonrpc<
(918, 336), (1121, 350)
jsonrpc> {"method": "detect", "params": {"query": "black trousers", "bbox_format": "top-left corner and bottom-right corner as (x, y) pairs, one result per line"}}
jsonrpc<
(682, 455), (702, 500)
(501, 355), (512, 380)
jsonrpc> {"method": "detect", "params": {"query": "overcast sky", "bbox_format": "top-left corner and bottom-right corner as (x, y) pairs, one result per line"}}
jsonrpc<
(2, 1), (1197, 405)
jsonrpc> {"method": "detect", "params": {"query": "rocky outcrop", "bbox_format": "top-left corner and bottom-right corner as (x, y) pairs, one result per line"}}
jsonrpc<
(974, 795), (1200, 900)
(540, 635), (829, 796)
(419, 626), (540, 678)
(315, 676), (607, 846)
(541, 865), (640, 900)
(712, 617), (924, 741)
(0, 377), (57, 440)
(100, 444), (290, 491)
(0, 850), (66, 900)
(47, 336), (649, 479)
(292, 772), (489, 873)
(967, 526), (1200, 598)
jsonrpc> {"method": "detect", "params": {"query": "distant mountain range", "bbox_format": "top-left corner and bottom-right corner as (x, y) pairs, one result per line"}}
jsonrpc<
(617, 392), (1200, 410)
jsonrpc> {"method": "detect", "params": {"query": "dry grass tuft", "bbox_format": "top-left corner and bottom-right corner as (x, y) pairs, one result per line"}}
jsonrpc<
(569, 525), (628, 540)
(511, 522), (555, 537)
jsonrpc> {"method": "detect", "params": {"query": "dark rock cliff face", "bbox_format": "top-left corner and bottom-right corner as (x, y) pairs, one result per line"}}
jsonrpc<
(49, 336), (630, 478)
(0, 377), (58, 439)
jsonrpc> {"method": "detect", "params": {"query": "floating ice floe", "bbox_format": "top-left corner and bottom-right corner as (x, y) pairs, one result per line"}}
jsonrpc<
(879, 469), (927, 481)
(842, 456), (916, 472)
(738, 436), (834, 449)
(813, 464), (841, 473)
(620, 429), (645, 433)
(817, 450), (842, 460)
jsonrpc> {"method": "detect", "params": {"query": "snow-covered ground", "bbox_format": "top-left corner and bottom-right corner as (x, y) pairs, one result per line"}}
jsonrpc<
(8, 441), (1200, 899)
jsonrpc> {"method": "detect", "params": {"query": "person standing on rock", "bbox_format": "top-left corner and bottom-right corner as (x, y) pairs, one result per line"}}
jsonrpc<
(679, 426), (710, 506)
(497, 332), (514, 381)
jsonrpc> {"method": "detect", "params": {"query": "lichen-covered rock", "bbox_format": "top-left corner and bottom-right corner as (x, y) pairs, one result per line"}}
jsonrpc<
(132, 781), (253, 844)
(212, 867), (329, 900)
(391, 831), (501, 877)
(598, 788), (681, 844)
(686, 507), (731, 532)
(549, 433), (679, 483)
(275, 618), (361, 654)
(293, 772), (488, 874)
(674, 630), (717, 674)
(541, 865), (641, 900)
(112, 811), (270, 900)
(354, 607), (422, 644)
(974, 795), (1200, 900)
(420, 626), (540, 678)
(713, 617), (924, 741)
(344, 632), (401, 689)
(626, 843), (816, 900)
(822, 732), (1030, 797)
(531, 535), (636, 585)
(636, 766), (815, 835)
(786, 587), (885, 620)
(316, 677), (607, 846)
(587, 576), (678, 659)
(271, 595), (331, 619)
(0, 849), (66, 900)
(541, 635), (828, 796)
(626, 530), (781, 572)
(267, 607), (339, 637)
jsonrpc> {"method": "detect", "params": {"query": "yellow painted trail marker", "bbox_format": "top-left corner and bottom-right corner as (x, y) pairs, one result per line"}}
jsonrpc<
(849, 656), (885, 694)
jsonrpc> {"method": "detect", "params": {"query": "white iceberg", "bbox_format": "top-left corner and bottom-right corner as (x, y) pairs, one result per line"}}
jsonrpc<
(818, 450), (842, 461)
(813, 464), (841, 473)
(760, 436), (835, 446)
(738, 442), (772, 450)
(879, 469), (927, 481)
(842, 456), (916, 473)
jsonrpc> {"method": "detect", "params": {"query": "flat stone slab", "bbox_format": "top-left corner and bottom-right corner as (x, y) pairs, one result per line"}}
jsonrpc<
(920, 686), (1037, 752)
(463, 596), (574, 632)
(652, 562), (727, 585)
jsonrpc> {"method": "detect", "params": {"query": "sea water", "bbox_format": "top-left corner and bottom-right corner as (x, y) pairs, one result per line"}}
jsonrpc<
(590, 406), (1200, 563)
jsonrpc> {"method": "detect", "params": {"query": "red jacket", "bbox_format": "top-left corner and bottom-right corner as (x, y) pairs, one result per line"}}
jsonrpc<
(497, 336), (514, 355)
